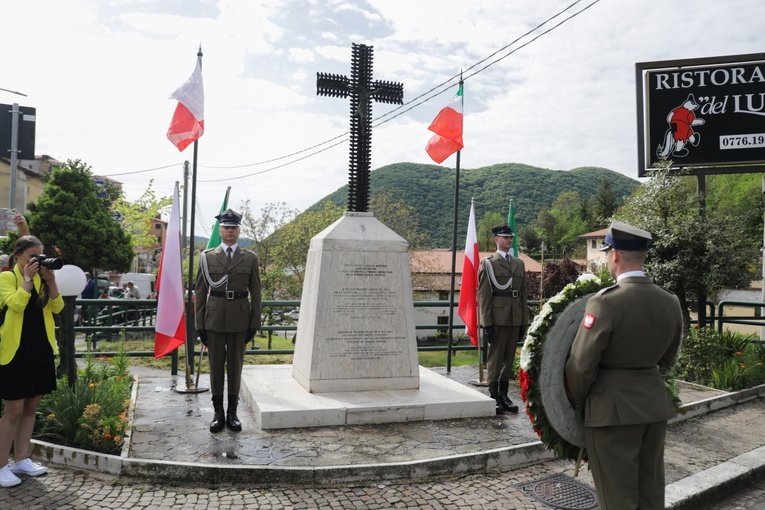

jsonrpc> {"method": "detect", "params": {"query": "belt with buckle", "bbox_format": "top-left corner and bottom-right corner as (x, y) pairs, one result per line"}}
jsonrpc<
(210, 290), (249, 300)
(492, 290), (519, 298)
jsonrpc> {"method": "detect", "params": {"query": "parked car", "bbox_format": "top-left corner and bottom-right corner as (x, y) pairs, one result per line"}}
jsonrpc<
(285, 309), (300, 321)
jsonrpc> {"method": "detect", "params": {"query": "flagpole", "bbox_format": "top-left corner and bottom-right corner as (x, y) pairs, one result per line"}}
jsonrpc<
(184, 46), (206, 392)
(446, 149), (461, 374)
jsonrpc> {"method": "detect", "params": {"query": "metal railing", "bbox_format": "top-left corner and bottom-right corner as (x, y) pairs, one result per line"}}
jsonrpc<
(69, 297), (765, 360)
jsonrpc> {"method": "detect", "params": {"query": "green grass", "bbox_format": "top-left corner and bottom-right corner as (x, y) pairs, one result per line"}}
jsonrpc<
(89, 334), (481, 371)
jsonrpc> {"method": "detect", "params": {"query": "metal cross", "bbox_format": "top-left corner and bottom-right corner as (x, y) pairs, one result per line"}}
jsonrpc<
(316, 43), (404, 212)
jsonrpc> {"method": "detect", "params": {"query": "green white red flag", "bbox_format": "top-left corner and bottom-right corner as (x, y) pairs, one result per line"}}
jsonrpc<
(167, 55), (204, 152)
(206, 187), (231, 250)
(154, 182), (186, 357)
(507, 200), (519, 257)
(425, 84), (464, 163)
(458, 199), (479, 347)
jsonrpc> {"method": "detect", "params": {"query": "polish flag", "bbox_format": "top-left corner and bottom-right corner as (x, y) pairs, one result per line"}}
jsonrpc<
(167, 55), (204, 151)
(458, 200), (480, 347)
(154, 182), (186, 358)
(425, 84), (464, 164)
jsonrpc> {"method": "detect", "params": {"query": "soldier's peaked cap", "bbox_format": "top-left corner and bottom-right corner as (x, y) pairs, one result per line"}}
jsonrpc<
(216, 208), (242, 226)
(491, 224), (515, 237)
(600, 219), (652, 251)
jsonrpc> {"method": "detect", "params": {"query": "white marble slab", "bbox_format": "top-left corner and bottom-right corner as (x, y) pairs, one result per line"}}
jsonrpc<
(241, 365), (496, 430)
(292, 212), (420, 393)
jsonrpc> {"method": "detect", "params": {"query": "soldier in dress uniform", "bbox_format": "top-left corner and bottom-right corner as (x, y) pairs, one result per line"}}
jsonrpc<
(566, 220), (683, 510)
(195, 208), (262, 433)
(478, 224), (528, 414)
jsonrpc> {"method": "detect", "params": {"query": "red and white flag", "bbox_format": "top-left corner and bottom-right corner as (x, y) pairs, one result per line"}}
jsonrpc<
(154, 182), (186, 358)
(425, 84), (464, 164)
(458, 200), (480, 347)
(167, 55), (204, 151)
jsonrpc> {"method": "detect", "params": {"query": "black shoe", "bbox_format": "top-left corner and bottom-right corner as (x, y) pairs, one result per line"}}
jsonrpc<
(501, 395), (519, 414)
(226, 395), (242, 432)
(488, 382), (506, 415)
(499, 380), (519, 414)
(210, 395), (226, 433)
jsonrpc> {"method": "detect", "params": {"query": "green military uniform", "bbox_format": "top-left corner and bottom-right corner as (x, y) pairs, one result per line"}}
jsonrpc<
(566, 220), (683, 509)
(477, 223), (529, 414)
(195, 209), (261, 433)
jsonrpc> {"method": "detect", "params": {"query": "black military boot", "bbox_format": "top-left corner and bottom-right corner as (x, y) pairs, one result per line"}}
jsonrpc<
(226, 395), (242, 432)
(499, 380), (519, 414)
(210, 395), (226, 433)
(488, 382), (505, 415)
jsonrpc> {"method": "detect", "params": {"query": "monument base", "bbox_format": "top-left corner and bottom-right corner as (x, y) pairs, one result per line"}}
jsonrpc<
(241, 365), (495, 430)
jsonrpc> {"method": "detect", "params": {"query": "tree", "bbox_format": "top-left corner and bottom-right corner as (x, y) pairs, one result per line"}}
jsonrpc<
(706, 173), (763, 249)
(113, 179), (173, 252)
(519, 225), (541, 255)
(592, 177), (619, 226)
(272, 202), (344, 287)
(26, 159), (134, 273)
(477, 212), (504, 251)
(370, 191), (429, 249)
(617, 167), (758, 327)
(26, 159), (135, 379)
(240, 200), (299, 300)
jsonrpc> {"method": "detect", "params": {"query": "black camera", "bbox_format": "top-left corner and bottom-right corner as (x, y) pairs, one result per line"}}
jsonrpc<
(32, 254), (64, 270)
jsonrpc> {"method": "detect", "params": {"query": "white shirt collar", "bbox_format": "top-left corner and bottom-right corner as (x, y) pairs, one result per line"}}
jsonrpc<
(497, 250), (512, 259)
(617, 270), (645, 282)
(223, 243), (239, 253)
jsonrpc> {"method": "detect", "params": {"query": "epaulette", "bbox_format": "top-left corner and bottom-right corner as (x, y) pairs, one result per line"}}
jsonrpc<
(596, 283), (619, 296)
(244, 248), (256, 255)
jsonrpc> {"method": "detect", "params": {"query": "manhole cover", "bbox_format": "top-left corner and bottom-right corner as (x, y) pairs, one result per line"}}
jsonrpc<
(518, 473), (598, 509)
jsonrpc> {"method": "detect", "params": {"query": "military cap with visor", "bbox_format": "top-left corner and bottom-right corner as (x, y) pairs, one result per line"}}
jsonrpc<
(600, 219), (652, 252)
(491, 224), (515, 237)
(216, 208), (242, 227)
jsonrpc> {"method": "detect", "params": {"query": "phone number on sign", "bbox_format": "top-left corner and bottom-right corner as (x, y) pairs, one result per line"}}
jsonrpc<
(720, 134), (765, 150)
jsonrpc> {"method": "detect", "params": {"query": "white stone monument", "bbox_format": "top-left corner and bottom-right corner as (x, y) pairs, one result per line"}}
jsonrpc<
(241, 212), (495, 429)
(292, 211), (419, 392)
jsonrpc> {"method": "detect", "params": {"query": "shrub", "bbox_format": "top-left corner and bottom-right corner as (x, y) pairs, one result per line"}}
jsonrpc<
(676, 327), (726, 385)
(710, 359), (748, 391)
(718, 330), (756, 358)
(36, 349), (132, 455)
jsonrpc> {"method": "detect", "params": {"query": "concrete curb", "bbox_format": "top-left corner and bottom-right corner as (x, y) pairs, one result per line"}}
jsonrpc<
(666, 445), (765, 509)
(671, 383), (765, 424)
(31, 439), (553, 486)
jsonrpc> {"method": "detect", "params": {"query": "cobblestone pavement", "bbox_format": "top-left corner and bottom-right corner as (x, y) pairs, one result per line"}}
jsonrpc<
(0, 365), (763, 509)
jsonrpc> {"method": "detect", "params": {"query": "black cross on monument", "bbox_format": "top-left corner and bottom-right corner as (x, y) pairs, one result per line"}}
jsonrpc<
(317, 43), (404, 212)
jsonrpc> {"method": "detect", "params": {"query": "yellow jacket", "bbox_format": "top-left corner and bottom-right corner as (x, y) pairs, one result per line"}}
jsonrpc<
(0, 266), (64, 365)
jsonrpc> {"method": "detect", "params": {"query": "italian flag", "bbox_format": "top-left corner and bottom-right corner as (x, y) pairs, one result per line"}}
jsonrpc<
(167, 55), (204, 152)
(458, 199), (480, 347)
(154, 182), (186, 358)
(425, 84), (464, 163)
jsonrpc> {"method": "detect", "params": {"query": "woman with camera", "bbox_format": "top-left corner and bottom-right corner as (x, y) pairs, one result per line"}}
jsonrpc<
(0, 236), (63, 487)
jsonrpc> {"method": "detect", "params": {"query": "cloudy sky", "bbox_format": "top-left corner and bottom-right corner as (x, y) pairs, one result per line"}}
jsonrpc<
(2, 0), (763, 236)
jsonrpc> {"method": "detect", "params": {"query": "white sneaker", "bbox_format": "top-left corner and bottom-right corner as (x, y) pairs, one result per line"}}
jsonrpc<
(10, 458), (47, 477)
(0, 465), (22, 487)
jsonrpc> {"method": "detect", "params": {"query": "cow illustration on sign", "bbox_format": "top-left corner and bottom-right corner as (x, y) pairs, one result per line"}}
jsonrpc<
(657, 93), (706, 158)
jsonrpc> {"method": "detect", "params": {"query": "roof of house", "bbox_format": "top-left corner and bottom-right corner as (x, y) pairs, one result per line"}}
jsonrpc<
(577, 228), (608, 240)
(411, 249), (543, 274)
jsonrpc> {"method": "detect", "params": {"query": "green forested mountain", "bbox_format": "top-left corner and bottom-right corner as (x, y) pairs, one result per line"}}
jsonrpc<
(307, 162), (640, 248)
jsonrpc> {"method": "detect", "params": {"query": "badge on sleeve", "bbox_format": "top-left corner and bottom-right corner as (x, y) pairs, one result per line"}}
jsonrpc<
(583, 313), (596, 329)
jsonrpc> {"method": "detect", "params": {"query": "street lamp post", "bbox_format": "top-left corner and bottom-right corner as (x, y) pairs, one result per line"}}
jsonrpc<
(56, 265), (86, 387)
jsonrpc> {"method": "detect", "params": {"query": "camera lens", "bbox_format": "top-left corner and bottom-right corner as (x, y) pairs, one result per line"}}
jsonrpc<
(40, 258), (64, 270)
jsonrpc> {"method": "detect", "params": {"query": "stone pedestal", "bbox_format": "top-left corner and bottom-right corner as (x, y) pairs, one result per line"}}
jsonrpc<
(291, 212), (420, 393)
(243, 212), (496, 429)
